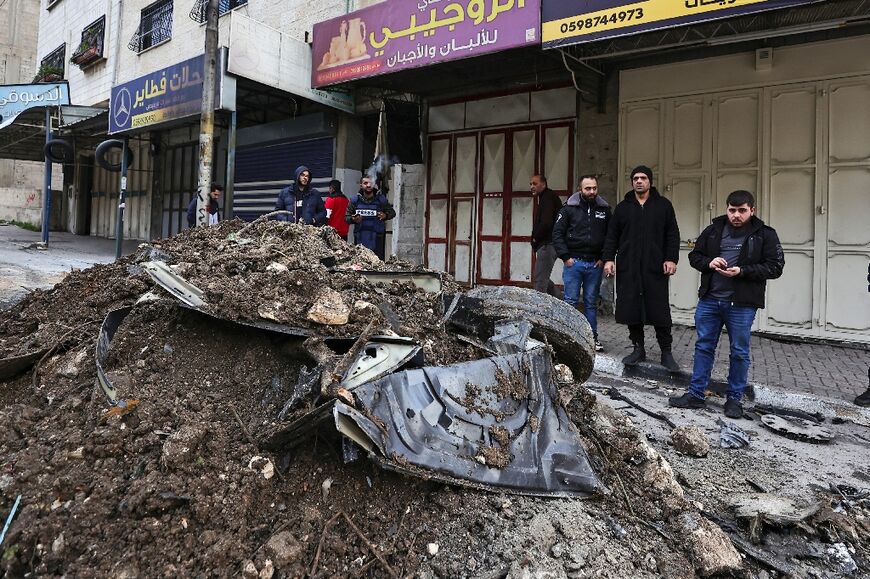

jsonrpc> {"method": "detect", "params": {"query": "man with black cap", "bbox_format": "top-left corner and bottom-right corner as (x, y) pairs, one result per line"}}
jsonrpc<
(603, 165), (681, 371)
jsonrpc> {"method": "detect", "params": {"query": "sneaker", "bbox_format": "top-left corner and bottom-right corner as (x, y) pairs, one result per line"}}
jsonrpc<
(594, 340), (604, 352)
(724, 399), (744, 419)
(854, 388), (870, 407)
(660, 351), (681, 372)
(668, 392), (705, 409)
(622, 345), (646, 366)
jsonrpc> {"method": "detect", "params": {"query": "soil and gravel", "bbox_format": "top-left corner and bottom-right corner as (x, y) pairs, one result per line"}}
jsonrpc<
(1, 220), (868, 578)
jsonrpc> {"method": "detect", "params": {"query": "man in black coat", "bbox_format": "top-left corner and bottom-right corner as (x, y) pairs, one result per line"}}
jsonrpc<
(530, 174), (562, 298)
(855, 261), (870, 407)
(670, 190), (784, 418)
(602, 165), (681, 371)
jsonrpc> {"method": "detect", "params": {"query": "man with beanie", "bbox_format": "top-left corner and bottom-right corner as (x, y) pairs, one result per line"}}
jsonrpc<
(603, 165), (681, 371)
(186, 183), (223, 227)
(325, 179), (350, 240)
(670, 190), (784, 418)
(275, 165), (327, 225)
(552, 174), (611, 352)
(530, 174), (562, 297)
(346, 175), (396, 260)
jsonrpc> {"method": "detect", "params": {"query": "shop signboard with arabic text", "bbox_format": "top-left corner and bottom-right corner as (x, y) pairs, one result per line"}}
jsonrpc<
(0, 83), (70, 130)
(312, 0), (540, 88)
(542, 0), (821, 48)
(109, 55), (212, 134)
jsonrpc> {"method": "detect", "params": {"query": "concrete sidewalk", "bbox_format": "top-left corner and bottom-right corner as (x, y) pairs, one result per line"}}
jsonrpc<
(594, 314), (870, 404)
(0, 224), (140, 308)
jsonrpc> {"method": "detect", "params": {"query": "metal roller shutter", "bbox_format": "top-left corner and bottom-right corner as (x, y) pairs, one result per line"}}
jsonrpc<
(233, 137), (334, 221)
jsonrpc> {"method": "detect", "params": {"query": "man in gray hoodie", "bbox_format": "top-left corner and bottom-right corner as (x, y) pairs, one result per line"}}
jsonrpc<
(552, 175), (612, 351)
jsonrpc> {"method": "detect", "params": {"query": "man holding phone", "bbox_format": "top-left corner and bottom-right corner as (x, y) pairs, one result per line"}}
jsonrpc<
(669, 190), (784, 418)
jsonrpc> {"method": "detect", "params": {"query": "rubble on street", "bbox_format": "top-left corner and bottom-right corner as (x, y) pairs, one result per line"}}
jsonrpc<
(1, 221), (868, 577)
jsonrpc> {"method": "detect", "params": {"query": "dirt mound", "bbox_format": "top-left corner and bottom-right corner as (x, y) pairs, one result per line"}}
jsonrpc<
(1, 221), (738, 577)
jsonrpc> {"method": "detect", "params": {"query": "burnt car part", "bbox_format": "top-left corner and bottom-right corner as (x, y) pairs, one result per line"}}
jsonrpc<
(333, 347), (599, 497)
(446, 286), (596, 384)
(760, 414), (835, 443)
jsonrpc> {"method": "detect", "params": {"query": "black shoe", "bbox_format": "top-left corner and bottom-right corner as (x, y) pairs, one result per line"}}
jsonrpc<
(855, 388), (870, 407)
(661, 351), (681, 372)
(622, 345), (646, 366)
(724, 399), (744, 419)
(669, 392), (705, 409)
(594, 340), (604, 352)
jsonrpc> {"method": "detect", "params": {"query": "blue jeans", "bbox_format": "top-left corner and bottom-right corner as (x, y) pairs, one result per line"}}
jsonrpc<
(688, 297), (757, 402)
(562, 259), (603, 337)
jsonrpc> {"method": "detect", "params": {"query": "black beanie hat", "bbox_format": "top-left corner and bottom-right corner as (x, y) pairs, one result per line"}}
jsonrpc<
(630, 165), (653, 183)
(329, 179), (342, 194)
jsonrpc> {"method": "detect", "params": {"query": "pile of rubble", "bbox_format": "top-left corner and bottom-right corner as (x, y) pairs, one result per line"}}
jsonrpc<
(0, 220), (864, 577)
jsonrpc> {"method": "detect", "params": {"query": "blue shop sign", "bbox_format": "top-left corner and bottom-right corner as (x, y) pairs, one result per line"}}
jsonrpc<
(109, 55), (213, 134)
(0, 83), (70, 130)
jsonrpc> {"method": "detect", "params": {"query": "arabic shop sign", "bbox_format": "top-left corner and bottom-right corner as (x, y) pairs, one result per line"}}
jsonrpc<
(312, 0), (541, 88)
(109, 55), (210, 134)
(0, 83), (70, 130)
(541, 0), (821, 48)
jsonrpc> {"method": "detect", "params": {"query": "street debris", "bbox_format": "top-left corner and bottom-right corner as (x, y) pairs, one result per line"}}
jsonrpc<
(1, 220), (868, 577)
(670, 425), (710, 457)
(718, 419), (751, 448)
(760, 413), (836, 443)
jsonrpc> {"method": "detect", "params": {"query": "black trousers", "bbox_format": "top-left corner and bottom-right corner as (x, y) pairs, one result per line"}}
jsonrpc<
(628, 323), (673, 351)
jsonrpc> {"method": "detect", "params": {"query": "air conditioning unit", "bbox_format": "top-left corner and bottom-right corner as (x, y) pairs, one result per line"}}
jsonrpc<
(756, 48), (773, 71)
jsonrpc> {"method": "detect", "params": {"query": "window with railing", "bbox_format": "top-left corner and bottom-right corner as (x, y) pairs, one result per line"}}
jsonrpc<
(189, 0), (247, 23)
(129, 0), (173, 53)
(34, 44), (66, 82)
(70, 16), (106, 68)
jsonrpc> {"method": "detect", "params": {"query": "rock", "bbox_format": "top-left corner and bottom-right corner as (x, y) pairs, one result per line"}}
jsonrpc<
(247, 456), (275, 480)
(306, 288), (350, 325)
(161, 425), (206, 469)
(258, 559), (274, 579)
(57, 349), (87, 378)
(551, 543), (565, 558)
(242, 559), (259, 579)
(671, 425), (710, 457)
(427, 542), (439, 556)
(554, 364), (574, 384)
(265, 531), (303, 569)
(258, 301), (286, 323)
(51, 533), (65, 554)
(677, 512), (742, 576)
(266, 262), (288, 274)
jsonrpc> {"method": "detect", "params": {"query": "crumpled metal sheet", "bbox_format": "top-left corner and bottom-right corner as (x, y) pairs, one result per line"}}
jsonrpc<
(333, 348), (600, 497)
(719, 419), (750, 449)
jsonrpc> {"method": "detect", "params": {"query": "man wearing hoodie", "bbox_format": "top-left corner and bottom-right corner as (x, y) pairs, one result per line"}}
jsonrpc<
(552, 175), (611, 352)
(603, 165), (682, 371)
(670, 190), (784, 418)
(346, 175), (395, 260)
(274, 165), (327, 225)
(324, 179), (350, 240)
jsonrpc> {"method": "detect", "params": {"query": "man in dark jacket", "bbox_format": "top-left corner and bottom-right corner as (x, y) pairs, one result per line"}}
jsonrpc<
(346, 175), (395, 260)
(853, 263), (870, 406)
(669, 190), (784, 418)
(186, 183), (222, 228)
(553, 174), (611, 351)
(530, 174), (562, 298)
(274, 165), (327, 225)
(603, 165), (681, 371)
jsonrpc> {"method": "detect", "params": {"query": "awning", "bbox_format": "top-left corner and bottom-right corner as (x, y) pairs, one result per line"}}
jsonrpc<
(0, 105), (107, 162)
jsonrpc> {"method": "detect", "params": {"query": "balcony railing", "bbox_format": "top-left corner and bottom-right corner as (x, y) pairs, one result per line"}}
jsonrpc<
(189, 0), (248, 23)
(34, 44), (66, 82)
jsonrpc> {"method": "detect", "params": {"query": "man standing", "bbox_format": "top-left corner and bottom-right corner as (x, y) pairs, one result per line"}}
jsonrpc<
(530, 174), (562, 297)
(186, 183), (223, 228)
(275, 165), (327, 225)
(602, 165), (681, 371)
(346, 175), (395, 260)
(669, 190), (784, 418)
(856, 262), (870, 406)
(325, 179), (350, 241)
(552, 174), (611, 352)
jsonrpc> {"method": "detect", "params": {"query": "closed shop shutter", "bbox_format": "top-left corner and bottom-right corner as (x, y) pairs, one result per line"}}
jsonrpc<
(233, 137), (334, 221)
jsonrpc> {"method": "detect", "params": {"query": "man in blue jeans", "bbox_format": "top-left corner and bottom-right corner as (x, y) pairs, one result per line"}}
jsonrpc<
(669, 190), (784, 418)
(553, 174), (612, 351)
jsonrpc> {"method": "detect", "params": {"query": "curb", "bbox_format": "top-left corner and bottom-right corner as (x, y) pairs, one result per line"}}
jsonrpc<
(592, 353), (870, 427)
